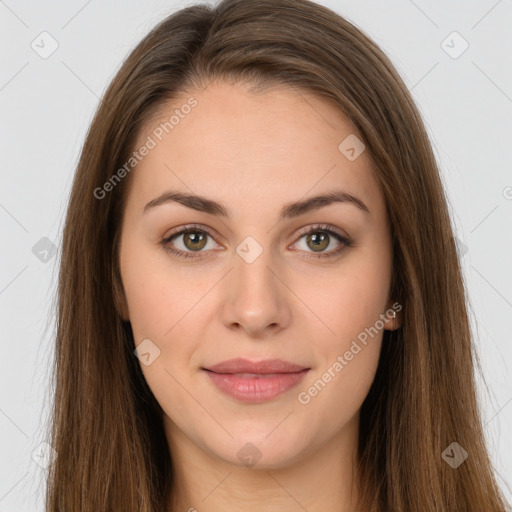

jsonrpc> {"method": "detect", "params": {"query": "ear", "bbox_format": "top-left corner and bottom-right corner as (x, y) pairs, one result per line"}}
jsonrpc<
(384, 299), (402, 331)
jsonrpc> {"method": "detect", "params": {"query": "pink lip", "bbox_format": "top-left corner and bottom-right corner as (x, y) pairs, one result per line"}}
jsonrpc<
(202, 358), (310, 403)
(205, 357), (308, 374)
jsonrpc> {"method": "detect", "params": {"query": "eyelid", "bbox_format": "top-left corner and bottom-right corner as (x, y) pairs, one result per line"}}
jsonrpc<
(162, 223), (216, 241)
(292, 223), (349, 244)
(161, 223), (351, 259)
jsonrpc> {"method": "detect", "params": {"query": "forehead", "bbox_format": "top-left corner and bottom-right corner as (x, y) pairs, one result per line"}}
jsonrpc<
(126, 81), (383, 219)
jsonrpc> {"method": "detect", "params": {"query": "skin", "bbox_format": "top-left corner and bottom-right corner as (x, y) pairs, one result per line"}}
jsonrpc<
(117, 79), (402, 512)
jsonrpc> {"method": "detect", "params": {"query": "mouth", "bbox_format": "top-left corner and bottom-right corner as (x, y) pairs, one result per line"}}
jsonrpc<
(205, 372), (301, 378)
(201, 358), (310, 403)
(203, 357), (309, 375)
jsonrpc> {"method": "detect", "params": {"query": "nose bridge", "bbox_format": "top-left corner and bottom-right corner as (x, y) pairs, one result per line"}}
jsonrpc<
(221, 234), (291, 335)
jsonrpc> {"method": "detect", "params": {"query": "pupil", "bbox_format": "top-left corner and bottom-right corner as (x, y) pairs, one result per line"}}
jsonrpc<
(185, 232), (205, 250)
(309, 232), (328, 251)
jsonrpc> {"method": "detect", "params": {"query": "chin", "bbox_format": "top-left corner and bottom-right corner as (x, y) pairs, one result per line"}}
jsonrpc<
(209, 433), (309, 471)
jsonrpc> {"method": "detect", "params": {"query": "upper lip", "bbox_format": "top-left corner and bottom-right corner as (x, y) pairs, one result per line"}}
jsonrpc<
(203, 358), (309, 374)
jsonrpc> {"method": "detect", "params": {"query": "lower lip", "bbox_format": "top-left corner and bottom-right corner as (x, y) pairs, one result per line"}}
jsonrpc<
(204, 369), (309, 403)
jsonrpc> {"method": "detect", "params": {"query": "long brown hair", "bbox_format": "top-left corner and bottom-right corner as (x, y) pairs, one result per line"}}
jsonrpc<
(45, 0), (510, 510)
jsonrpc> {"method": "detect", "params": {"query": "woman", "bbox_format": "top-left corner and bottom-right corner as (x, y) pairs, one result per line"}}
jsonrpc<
(45, 0), (510, 510)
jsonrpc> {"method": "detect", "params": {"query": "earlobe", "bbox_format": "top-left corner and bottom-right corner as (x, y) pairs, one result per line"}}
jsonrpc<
(384, 300), (402, 331)
(389, 310), (402, 331)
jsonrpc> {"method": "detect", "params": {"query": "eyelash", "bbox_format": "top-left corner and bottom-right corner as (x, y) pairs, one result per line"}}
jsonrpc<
(160, 223), (352, 260)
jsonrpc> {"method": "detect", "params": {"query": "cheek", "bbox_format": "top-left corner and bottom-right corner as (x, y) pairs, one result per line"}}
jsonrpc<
(120, 239), (210, 402)
(299, 336), (382, 440)
(304, 257), (390, 350)
(296, 280), (385, 436)
(120, 236), (203, 340)
(120, 247), (203, 414)
(296, 248), (389, 409)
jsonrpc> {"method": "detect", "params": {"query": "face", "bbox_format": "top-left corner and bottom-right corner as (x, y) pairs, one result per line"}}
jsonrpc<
(117, 80), (399, 469)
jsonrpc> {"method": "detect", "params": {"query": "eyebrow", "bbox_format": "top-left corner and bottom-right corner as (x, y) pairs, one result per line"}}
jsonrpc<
(143, 189), (370, 219)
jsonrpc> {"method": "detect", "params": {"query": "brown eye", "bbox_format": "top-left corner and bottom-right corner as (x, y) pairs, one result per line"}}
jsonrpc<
(162, 223), (351, 261)
(305, 231), (330, 252)
(161, 225), (218, 259)
(181, 231), (208, 251)
(292, 224), (352, 259)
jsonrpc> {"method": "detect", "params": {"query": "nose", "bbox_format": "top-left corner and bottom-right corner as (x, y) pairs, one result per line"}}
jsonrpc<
(220, 247), (292, 338)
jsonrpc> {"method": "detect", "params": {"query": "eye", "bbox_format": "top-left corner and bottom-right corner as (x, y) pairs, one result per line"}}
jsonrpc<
(161, 223), (352, 260)
(291, 223), (352, 259)
(161, 224), (219, 259)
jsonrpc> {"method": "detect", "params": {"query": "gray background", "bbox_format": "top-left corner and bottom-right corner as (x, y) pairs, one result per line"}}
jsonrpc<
(1, 0), (511, 509)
